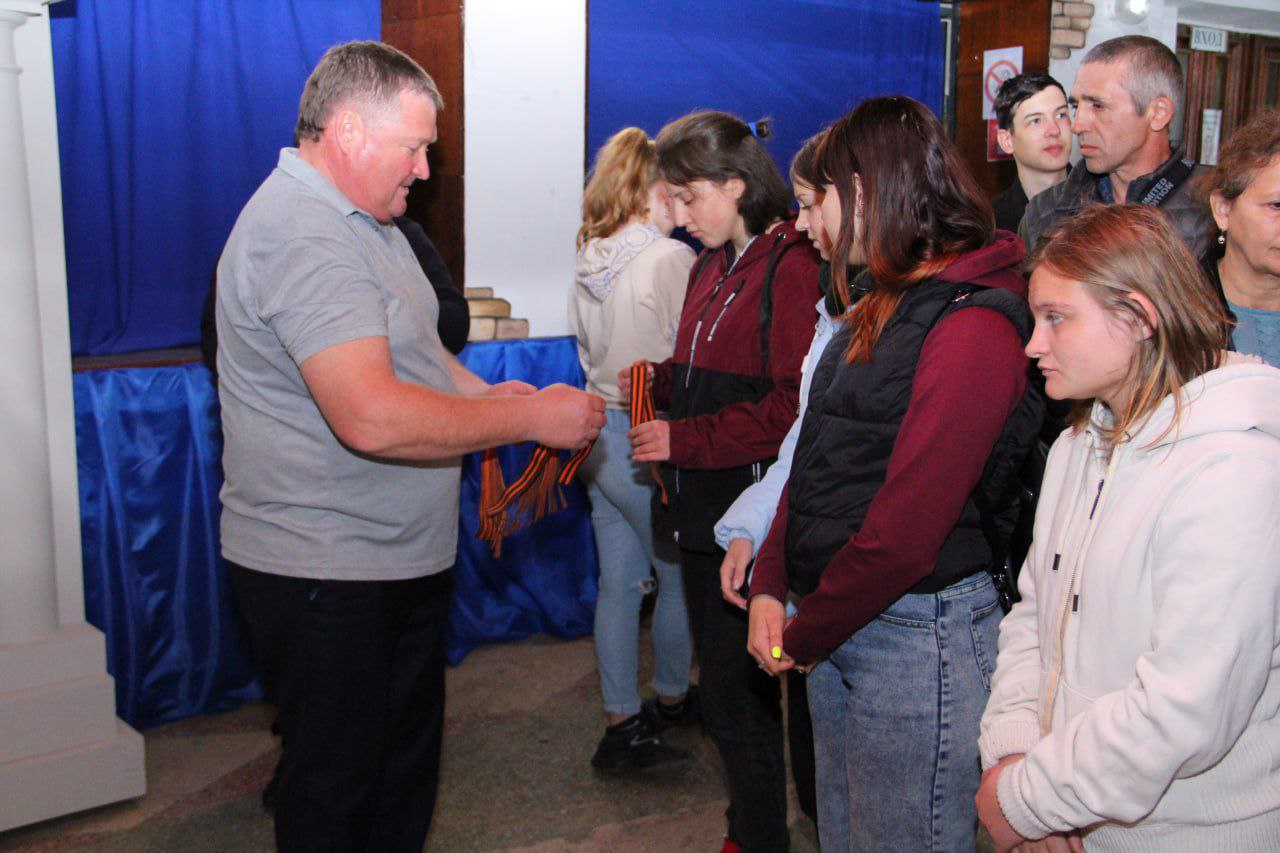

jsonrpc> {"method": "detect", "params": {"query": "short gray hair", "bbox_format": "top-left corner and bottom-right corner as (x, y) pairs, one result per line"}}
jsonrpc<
(295, 41), (442, 143)
(1081, 35), (1183, 118)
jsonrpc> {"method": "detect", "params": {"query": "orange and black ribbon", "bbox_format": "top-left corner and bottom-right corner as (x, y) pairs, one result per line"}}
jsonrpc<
(476, 438), (595, 557)
(629, 360), (656, 428)
(476, 364), (664, 555)
(628, 360), (669, 506)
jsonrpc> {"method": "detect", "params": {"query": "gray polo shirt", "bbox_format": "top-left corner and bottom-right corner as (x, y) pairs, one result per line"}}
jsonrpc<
(216, 149), (459, 580)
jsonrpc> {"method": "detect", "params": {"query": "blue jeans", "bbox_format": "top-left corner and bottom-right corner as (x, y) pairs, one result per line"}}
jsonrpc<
(581, 408), (692, 716)
(805, 572), (1002, 853)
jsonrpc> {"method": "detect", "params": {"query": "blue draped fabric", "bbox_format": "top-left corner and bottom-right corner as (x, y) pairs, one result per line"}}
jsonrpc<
(50, 0), (380, 356)
(74, 337), (596, 728)
(450, 338), (599, 665)
(75, 363), (260, 729)
(587, 0), (943, 173)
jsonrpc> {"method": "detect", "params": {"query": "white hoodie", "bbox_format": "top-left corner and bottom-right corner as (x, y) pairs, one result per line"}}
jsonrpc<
(568, 224), (694, 407)
(980, 354), (1280, 851)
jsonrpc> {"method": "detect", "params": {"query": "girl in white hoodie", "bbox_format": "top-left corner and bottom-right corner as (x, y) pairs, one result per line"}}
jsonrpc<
(569, 127), (697, 772)
(978, 204), (1280, 851)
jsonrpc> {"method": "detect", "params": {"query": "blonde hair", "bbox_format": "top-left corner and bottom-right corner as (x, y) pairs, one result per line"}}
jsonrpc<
(1029, 204), (1230, 446)
(578, 127), (657, 247)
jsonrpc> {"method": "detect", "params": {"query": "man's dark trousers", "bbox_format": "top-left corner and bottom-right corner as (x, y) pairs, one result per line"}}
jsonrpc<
(229, 562), (453, 852)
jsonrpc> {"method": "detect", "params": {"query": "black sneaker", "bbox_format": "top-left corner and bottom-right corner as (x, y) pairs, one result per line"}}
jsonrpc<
(640, 685), (701, 730)
(590, 713), (690, 772)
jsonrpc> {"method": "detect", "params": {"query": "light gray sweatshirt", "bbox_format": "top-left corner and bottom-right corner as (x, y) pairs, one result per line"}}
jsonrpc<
(568, 224), (694, 407)
(981, 353), (1280, 850)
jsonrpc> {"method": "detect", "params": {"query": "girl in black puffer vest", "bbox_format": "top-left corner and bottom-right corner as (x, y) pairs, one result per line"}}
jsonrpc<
(746, 97), (1043, 852)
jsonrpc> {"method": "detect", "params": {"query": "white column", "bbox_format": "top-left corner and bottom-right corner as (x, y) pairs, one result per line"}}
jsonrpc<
(0, 1), (145, 832)
(0, 7), (58, 645)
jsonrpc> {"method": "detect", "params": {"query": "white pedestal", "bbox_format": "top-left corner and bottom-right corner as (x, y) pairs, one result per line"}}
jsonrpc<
(0, 625), (145, 831)
(0, 1), (146, 832)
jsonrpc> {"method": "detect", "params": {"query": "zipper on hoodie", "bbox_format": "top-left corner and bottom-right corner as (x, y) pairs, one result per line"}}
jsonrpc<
(1088, 477), (1105, 519)
(684, 236), (757, 390)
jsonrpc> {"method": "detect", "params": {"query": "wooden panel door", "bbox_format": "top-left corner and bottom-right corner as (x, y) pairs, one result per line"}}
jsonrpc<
(1250, 37), (1280, 114)
(955, 0), (1051, 199)
(384, 0), (466, 288)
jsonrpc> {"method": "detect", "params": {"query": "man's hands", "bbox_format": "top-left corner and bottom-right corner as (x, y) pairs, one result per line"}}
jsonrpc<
(530, 384), (606, 450)
(720, 538), (754, 609)
(628, 420), (670, 462)
(747, 595), (795, 676)
(482, 380), (537, 397)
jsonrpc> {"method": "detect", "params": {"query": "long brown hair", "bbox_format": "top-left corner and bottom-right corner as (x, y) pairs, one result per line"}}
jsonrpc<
(816, 97), (995, 362)
(1029, 204), (1230, 445)
(578, 127), (657, 248)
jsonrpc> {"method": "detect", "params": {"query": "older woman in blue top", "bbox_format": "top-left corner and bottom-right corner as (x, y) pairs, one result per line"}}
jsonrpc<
(1201, 109), (1280, 366)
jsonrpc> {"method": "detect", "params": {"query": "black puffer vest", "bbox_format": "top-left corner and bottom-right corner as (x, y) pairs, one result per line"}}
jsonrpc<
(785, 277), (1043, 597)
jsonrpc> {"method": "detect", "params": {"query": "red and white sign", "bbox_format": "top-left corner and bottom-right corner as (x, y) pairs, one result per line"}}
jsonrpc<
(982, 46), (1023, 120)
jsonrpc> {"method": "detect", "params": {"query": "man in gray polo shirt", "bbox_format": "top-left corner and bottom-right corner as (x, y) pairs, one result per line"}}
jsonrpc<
(216, 41), (604, 851)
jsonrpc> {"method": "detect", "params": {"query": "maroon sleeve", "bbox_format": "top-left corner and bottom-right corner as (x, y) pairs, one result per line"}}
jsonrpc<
(667, 246), (818, 469)
(651, 357), (675, 411)
(781, 307), (1028, 664)
(747, 485), (791, 601)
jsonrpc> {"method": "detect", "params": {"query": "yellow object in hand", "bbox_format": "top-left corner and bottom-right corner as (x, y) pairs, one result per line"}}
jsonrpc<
(771, 645), (782, 660)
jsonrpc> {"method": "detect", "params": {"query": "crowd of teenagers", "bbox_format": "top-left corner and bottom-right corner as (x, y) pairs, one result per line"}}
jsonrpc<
(571, 33), (1280, 853)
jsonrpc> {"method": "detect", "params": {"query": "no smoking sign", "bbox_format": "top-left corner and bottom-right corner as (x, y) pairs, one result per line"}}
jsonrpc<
(982, 46), (1023, 120)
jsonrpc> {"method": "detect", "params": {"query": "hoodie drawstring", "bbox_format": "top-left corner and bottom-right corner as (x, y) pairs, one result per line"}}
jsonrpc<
(1041, 438), (1120, 733)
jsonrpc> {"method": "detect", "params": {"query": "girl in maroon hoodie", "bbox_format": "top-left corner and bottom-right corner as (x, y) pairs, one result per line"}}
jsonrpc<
(746, 97), (1041, 851)
(623, 111), (820, 852)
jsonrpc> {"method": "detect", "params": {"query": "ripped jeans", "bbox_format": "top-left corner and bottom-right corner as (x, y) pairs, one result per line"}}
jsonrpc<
(581, 408), (692, 716)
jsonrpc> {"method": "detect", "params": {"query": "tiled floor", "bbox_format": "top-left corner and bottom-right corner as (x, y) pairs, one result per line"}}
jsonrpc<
(0, 633), (819, 852)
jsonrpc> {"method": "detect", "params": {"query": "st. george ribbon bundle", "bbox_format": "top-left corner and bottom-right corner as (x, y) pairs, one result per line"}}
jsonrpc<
(476, 361), (660, 556)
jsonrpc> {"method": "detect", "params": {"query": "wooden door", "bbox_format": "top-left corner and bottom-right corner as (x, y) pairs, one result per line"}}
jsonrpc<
(384, 0), (466, 288)
(955, 0), (1051, 199)
(1181, 28), (1280, 164)
(1249, 37), (1280, 114)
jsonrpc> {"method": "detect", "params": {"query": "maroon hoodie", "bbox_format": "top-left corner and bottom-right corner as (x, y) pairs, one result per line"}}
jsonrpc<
(750, 232), (1030, 663)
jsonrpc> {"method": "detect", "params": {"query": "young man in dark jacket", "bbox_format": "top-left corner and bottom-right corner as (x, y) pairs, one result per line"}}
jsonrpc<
(991, 72), (1071, 234)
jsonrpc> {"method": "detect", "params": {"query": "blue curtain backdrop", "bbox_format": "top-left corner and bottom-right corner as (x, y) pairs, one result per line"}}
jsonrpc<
(587, 0), (943, 177)
(74, 339), (596, 729)
(51, 0), (380, 356)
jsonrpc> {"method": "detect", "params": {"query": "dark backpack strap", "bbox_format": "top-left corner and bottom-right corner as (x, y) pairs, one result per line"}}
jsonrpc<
(921, 283), (1039, 613)
(757, 233), (802, 375)
(688, 245), (720, 289)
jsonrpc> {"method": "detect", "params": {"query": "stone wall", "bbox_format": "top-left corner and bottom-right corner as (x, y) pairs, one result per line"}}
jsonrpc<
(1051, 2), (1095, 59)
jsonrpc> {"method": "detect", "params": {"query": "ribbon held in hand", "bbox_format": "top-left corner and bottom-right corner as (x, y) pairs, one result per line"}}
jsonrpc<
(476, 363), (658, 556)
(476, 441), (595, 557)
(629, 360), (669, 505)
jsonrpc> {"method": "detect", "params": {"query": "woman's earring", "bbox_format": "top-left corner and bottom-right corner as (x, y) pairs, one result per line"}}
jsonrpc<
(1218, 231), (1227, 246)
